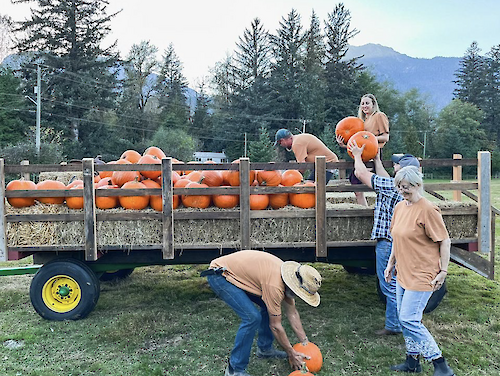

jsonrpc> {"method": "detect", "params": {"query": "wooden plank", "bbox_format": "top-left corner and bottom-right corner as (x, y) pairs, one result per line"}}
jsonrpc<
(424, 188), (447, 201)
(240, 158), (251, 250)
(450, 246), (491, 279)
(478, 151), (492, 254)
(315, 156), (327, 258)
(6, 213), (84, 222)
(0, 159), (6, 261)
(452, 154), (463, 201)
(162, 158), (174, 259)
(20, 160), (30, 181)
(82, 158), (97, 261)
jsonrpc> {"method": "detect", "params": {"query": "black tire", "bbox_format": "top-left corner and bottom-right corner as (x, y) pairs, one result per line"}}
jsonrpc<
(375, 277), (447, 314)
(30, 259), (100, 321)
(99, 268), (134, 282)
(343, 265), (376, 275)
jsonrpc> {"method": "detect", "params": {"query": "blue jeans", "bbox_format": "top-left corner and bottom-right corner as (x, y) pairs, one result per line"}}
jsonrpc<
(376, 239), (401, 332)
(396, 282), (442, 360)
(306, 169), (337, 183)
(207, 274), (274, 372)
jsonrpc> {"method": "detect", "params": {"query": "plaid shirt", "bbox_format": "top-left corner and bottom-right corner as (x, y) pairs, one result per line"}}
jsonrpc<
(371, 174), (403, 241)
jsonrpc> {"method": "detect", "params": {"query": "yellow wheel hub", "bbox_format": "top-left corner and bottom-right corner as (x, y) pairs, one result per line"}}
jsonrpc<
(42, 275), (81, 313)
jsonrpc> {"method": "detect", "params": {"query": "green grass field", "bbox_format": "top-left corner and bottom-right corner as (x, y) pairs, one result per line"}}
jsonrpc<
(1, 180), (499, 376)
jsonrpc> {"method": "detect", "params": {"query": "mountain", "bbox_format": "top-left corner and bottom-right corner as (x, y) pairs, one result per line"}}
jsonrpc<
(346, 43), (461, 110)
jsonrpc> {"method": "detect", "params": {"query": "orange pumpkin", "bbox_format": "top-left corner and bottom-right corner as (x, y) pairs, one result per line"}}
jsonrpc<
(118, 179), (149, 210)
(141, 179), (164, 211)
(282, 170), (303, 187)
(288, 369), (314, 376)
(99, 160), (116, 179)
(347, 131), (379, 162)
(288, 368), (314, 376)
(67, 178), (83, 189)
(96, 184), (119, 209)
(335, 116), (364, 143)
(290, 181), (315, 209)
(95, 177), (112, 188)
(172, 158), (185, 176)
(6, 179), (37, 208)
(213, 194), (239, 209)
(257, 170), (282, 186)
(227, 159), (256, 186)
(36, 180), (66, 204)
(269, 186), (289, 209)
(111, 159), (141, 187)
(292, 342), (323, 373)
(174, 178), (191, 188)
(183, 161), (200, 175)
(186, 170), (203, 183)
(249, 194), (269, 210)
(144, 146), (167, 160)
(221, 170), (231, 186)
(120, 149), (142, 164)
(138, 154), (161, 180)
(181, 181), (211, 209)
(201, 170), (223, 187)
(65, 183), (84, 209)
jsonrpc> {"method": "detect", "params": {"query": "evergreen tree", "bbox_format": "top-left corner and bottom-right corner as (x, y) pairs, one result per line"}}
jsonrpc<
(454, 42), (485, 107)
(269, 9), (306, 122)
(482, 44), (500, 141)
(117, 40), (159, 145)
(300, 10), (327, 136)
(248, 125), (275, 162)
(192, 79), (214, 150)
(323, 3), (363, 124)
(155, 43), (189, 130)
(13, 0), (120, 159)
(0, 67), (29, 146)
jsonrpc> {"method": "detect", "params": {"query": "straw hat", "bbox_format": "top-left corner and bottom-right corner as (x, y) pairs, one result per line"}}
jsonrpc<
(281, 261), (321, 307)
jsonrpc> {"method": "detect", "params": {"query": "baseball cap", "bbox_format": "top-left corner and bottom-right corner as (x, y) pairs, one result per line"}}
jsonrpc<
(391, 154), (420, 168)
(274, 129), (292, 147)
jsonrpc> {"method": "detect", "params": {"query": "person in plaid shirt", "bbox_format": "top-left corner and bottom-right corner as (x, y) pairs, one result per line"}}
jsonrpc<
(347, 140), (420, 336)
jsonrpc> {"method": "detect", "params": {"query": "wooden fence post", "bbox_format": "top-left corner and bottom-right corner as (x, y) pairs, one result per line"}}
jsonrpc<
(477, 151), (491, 255)
(82, 158), (97, 261)
(239, 158), (251, 250)
(21, 160), (30, 181)
(315, 156), (327, 258)
(338, 159), (346, 180)
(162, 158), (174, 259)
(452, 154), (462, 202)
(0, 159), (6, 261)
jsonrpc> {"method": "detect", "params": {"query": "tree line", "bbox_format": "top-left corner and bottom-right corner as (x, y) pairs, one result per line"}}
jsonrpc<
(0, 1), (498, 175)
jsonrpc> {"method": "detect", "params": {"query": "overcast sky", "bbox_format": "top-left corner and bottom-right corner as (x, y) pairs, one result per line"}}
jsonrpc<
(3, 0), (499, 87)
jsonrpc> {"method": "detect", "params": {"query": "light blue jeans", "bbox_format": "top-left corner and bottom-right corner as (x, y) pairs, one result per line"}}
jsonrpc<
(396, 282), (442, 360)
(376, 239), (402, 332)
(207, 274), (274, 372)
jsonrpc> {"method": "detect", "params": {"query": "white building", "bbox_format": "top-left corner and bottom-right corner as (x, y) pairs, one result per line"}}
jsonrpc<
(193, 152), (229, 163)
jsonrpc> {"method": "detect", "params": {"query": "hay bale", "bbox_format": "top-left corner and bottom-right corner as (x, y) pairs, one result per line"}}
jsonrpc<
(4, 199), (478, 248)
(39, 171), (83, 185)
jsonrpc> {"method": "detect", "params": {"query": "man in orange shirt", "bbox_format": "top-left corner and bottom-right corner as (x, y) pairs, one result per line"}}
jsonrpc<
(202, 250), (322, 376)
(274, 129), (339, 182)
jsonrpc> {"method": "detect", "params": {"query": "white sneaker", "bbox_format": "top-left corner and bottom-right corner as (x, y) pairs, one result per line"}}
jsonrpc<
(224, 365), (253, 376)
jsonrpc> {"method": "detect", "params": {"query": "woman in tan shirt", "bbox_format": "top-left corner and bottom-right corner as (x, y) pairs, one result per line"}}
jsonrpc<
(384, 166), (454, 376)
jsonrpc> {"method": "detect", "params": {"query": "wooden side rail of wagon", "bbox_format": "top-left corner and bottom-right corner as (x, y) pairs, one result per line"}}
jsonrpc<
(0, 152), (495, 280)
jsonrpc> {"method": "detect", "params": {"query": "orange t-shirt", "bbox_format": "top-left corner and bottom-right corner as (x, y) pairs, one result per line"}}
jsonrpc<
(390, 198), (449, 291)
(209, 250), (285, 316)
(364, 112), (389, 148)
(291, 133), (338, 163)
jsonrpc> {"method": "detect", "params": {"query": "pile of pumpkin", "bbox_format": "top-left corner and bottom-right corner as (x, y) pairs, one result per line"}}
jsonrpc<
(6, 146), (316, 211)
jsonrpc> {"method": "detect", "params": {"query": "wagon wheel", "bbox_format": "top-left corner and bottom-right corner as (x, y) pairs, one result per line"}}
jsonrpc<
(376, 277), (447, 314)
(30, 259), (100, 321)
(99, 268), (135, 282)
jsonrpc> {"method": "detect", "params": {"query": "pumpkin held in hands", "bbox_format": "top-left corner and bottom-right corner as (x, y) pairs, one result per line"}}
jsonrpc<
(292, 342), (323, 373)
(347, 131), (378, 162)
(335, 116), (364, 144)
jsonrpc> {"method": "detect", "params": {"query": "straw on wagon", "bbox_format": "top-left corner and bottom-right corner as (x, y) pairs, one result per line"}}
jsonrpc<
(5, 200), (478, 248)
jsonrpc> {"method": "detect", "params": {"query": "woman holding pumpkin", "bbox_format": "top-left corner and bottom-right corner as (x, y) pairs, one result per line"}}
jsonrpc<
(384, 166), (454, 376)
(337, 93), (390, 205)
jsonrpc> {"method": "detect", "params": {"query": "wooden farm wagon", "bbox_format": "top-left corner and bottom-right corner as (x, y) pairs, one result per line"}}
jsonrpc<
(0, 153), (495, 320)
